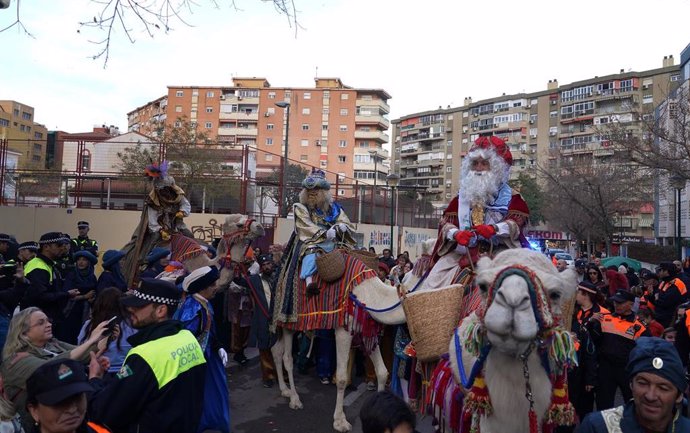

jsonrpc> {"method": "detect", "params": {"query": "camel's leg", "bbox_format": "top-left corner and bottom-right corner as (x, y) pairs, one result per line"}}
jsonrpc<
(271, 331), (290, 398)
(333, 327), (353, 432)
(367, 345), (388, 392)
(280, 330), (303, 409)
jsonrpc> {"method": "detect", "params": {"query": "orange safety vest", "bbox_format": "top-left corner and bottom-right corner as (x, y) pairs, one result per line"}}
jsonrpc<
(600, 314), (646, 340)
(659, 278), (687, 296)
(87, 422), (111, 433)
(685, 311), (690, 337)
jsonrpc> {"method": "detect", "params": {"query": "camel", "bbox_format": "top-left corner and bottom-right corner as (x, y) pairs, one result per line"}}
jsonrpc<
(271, 256), (407, 432)
(444, 248), (578, 433)
(210, 214), (266, 284)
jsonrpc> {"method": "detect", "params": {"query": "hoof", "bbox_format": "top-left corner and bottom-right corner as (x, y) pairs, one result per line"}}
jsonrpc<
(333, 418), (352, 432)
(289, 397), (303, 410)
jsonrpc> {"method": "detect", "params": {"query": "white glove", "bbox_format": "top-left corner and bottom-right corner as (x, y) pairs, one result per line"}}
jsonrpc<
(326, 228), (337, 240)
(337, 222), (348, 232)
(446, 228), (459, 241)
(218, 348), (228, 367)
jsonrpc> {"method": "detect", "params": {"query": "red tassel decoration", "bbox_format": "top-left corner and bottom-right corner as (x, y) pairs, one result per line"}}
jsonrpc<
(529, 408), (538, 433)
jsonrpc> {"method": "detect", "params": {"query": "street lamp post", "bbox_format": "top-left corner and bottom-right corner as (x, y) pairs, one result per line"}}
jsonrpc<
(386, 173), (400, 256)
(369, 150), (380, 221)
(276, 101), (291, 218)
(670, 175), (685, 259)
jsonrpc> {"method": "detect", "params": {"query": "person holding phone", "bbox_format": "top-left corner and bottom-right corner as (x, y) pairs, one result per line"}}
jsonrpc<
(0, 261), (30, 349)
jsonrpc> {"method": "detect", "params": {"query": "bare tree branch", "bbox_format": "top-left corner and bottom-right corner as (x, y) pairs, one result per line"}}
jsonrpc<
(0, 0), (34, 36)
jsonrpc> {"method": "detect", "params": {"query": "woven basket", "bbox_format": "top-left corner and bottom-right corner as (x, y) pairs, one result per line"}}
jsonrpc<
(316, 249), (346, 283)
(402, 284), (465, 362)
(347, 250), (379, 271)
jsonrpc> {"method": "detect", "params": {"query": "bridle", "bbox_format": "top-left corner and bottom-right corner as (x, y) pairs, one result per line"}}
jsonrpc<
(221, 218), (256, 270)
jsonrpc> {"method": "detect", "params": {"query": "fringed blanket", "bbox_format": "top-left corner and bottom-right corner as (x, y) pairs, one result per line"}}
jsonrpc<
(273, 238), (377, 332)
(426, 356), (465, 433)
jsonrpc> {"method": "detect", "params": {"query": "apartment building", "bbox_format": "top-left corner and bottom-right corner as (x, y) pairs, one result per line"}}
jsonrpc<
(392, 57), (680, 220)
(127, 77), (391, 196)
(0, 100), (49, 169)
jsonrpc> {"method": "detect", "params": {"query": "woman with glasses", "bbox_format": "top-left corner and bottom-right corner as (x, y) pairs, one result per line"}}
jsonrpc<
(585, 265), (607, 296)
(0, 307), (110, 432)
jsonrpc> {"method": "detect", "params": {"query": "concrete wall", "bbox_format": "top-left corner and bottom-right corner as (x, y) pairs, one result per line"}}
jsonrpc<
(0, 207), (436, 263)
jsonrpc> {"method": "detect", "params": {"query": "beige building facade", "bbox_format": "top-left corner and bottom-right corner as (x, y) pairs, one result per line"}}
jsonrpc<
(0, 100), (49, 169)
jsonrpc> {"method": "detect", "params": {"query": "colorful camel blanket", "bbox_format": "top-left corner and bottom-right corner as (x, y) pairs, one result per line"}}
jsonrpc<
(272, 235), (377, 332)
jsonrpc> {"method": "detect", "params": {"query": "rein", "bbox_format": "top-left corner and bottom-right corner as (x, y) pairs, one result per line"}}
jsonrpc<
(347, 267), (431, 314)
(221, 218), (255, 268)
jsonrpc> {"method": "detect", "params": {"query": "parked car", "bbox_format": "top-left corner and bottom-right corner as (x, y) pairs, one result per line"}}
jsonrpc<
(555, 252), (575, 268)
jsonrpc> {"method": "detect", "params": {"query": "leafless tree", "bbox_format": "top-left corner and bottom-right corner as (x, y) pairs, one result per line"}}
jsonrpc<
(1, 0), (300, 67)
(603, 81), (689, 180)
(538, 153), (652, 254)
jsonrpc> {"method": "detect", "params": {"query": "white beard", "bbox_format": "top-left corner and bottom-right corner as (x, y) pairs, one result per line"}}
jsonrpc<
(459, 170), (501, 206)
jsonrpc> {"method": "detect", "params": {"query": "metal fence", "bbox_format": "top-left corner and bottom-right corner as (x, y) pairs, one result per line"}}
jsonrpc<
(1, 139), (444, 229)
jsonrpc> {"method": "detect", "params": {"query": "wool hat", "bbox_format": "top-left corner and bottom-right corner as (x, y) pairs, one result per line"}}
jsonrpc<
(26, 359), (93, 405)
(39, 232), (70, 245)
(18, 241), (39, 252)
(302, 168), (331, 190)
(378, 262), (390, 274)
(146, 247), (170, 265)
(577, 281), (599, 294)
(77, 221), (90, 229)
(74, 250), (98, 266)
(121, 277), (180, 308)
(469, 136), (513, 166)
(182, 266), (220, 294)
(627, 337), (688, 393)
(611, 289), (635, 303)
(102, 250), (125, 268)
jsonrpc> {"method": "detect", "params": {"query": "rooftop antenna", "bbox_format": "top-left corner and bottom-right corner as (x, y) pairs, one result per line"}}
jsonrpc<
(315, 66), (319, 79)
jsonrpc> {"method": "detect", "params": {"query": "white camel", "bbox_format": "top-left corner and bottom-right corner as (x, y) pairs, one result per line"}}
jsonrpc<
(271, 264), (406, 432)
(447, 249), (577, 433)
(210, 214), (265, 284)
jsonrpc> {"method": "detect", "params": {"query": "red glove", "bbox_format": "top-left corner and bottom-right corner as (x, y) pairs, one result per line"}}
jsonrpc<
(474, 224), (497, 239)
(454, 230), (475, 246)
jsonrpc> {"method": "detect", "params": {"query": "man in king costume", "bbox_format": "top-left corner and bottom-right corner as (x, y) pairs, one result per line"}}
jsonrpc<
(424, 136), (531, 292)
(272, 168), (357, 329)
(121, 161), (193, 287)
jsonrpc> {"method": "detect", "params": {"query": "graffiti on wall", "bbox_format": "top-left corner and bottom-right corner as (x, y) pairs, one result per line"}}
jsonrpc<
(190, 218), (222, 243)
(368, 230), (392, 247)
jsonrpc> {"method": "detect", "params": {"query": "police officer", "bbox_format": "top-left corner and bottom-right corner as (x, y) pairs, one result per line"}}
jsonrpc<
(591, 289), (650, 410)
(22, 232), (80, 323)
(649, 262), (687, 328)
(88, 278), (207, 433)
(17, 241), (38, 264)
(577, 337), (690, 432)
(71, 221), (99, 257)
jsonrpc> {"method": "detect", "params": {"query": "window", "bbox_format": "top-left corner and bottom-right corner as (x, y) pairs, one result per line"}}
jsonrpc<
(268, 92), (276, 99)
(339, 140), (347, 147)
(300, 155), (308, 161)
(550, 111), (557, 118)
(340, 108), (348, 116)
(303, 92), (311, 100)
(359, 141), (369, 148)
(323, 91), (330, 99)
(175, 91), (183, 97)
(643, 95), (654, 104)
(80, 150), (91, 172)
(175, 105), (182, 113)
(446, 166), (453, 172)
(339, 125), (347, 132)
(266, 138), (273, 145)
(0, 119), (8, 127)
(174, 121), (181, 127)
(302, 108), (311, 115)
(267, 124), (274, 130)
(192, 89), (198, 96)
(447, 140), (453, 147)
(321, 161), (328, 168)
(33, 143), (42, 151)
(265, 154), (273, 161)
(341, 93), (349, 100)
(21, 112), (31, 120)
(301, 124), (310, 131)
(34, 132), (43, 139)
(322, 124), (328, 131)
(671, 75), (681, 82)
(301, 139), (309, 147)
(267, 107), (275, 115)
(529, 128), (537, 137)
(206, 107), (213, 113)
(205, 122), (212, 129)
(32, 155), (41, 162)
(323, 108), (330, 115)
(338, 156), (346, 163)
(206, 91), (215, 97)
(12, 109), (19, 116)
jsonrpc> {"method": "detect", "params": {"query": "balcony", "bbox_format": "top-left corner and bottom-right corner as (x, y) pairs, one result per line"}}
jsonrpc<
(417, 132), (445, 141)
(219, 111), (259, 121)
(356, 98), (390, 114)
(220, 94), (260, 105)
(217, 127), (258, 137)
(355, 114), (390, 129)
(354, 130), (389, 143)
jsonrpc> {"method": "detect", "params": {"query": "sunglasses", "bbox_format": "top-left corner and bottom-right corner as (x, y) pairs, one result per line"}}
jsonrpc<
(588, 271), (598, 275)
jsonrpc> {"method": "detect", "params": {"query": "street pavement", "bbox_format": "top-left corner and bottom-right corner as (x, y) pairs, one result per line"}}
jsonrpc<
(227, 348), (435, 433)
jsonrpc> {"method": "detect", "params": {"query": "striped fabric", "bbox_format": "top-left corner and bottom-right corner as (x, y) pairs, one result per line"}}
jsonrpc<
(279, 252), (376, 331)
(170, 233), (203, 263)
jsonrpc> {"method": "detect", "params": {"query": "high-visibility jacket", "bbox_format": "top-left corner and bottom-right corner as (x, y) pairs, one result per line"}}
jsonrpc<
(598, 313), (648, 364)
(89, 321), (207, 433)
(24, 256), (53, 283)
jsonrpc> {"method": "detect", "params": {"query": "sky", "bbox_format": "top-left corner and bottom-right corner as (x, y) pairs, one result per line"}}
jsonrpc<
(2, 0), (690, 151)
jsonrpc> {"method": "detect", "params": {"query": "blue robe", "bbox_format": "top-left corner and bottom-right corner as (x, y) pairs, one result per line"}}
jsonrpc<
(174, 294), (230, 433)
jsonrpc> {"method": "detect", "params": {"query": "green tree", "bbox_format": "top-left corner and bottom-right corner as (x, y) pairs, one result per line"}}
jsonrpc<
(116, 117), (238, 210)
(509, 173), (545, 224)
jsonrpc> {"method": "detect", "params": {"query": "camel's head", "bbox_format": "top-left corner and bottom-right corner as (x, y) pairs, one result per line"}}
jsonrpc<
(221, 214), (265, 242)
(475, 249), (577, 356)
